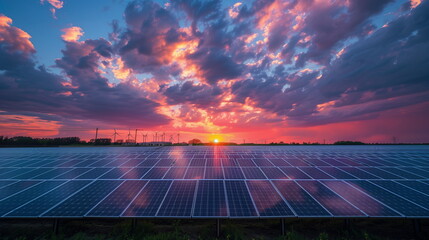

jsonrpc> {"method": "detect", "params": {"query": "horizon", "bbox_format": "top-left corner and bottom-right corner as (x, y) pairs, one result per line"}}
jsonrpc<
(1, 0), (429, 143)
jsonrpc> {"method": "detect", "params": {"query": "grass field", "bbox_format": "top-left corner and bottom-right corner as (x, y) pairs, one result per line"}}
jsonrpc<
(0, 219), (427, 240)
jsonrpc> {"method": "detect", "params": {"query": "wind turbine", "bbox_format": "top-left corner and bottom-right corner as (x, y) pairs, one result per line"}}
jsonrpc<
(112, 129), (120, 143)
(127, 129), (133, 142)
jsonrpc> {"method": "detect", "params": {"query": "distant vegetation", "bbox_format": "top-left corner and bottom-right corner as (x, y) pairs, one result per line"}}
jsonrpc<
(0, 136), (84, 146)
(333, 141), (366, 145)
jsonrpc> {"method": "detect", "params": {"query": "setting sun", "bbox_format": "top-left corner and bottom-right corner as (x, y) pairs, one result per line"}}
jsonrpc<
(214, 139), (219, 143)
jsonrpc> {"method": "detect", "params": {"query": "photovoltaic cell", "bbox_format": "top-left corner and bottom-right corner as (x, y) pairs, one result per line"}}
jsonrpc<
(319, 167), (356, 179)
(322, 181), (399, 217)
(76, 168), (111, 179)
(43, 180), (123, 217)
(0, 181), (41, 201)
(225, 181), (257, 217)
(123, 180), (172, 216)
(246, 180), (294, 217)
(379, 168), (424, 179)
(272, 180), (330, 216)
(359, 168), (402, 179)
(99, 168), (131, 179)
(280, 167), (311, 179)
(299, 167), (334, 179)
(157, 181), (197, 217)
(223, 167), (244, 179)
(298, 181), (365, 216)
(54, 168), (92, 179)
(6, 180), (91, 217)
(121, 168), (150, 179)
(348, 180), (429, 216)
(163, 167), (187, 179)
(0, 181), (65, 216)
(396, 181), (429, 195)
(242, 168), (266, 179)
(184, 167), (205, 179)
(370, 180), (429, 209)
(204, 168), (224, 179)
(193, 180), (227, 217)
(261, 168), (288, 179)
(337, 167), (379, 179)
(87, 180), (147, 216)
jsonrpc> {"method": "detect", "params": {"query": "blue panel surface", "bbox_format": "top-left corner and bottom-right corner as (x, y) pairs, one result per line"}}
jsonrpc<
(246, 180), (294, 217)
(123, 180), (172, 216)
(298, 181), (365, 216)
(43, 180), (123, 217)
(348, 180), (429, 216)
(6, 180), (92, 217)
(273, 180), (330, 216)
(87, 180), (147, 216)
(193, 180), (227, 217)
(225, 181), (257, 217)
(322, 181), (400, 217)
(0, 181), (65, 216)
(157, 181), (197, 217)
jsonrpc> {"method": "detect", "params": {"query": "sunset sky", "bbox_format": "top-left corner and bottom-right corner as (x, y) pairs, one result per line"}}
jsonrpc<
(0, 0), (428, 143)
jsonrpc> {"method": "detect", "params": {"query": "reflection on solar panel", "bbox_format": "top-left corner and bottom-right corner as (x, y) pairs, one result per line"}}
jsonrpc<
(0, 145), (428, 219)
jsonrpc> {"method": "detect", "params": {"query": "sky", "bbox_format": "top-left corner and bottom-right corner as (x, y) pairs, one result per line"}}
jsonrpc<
(0, 0), (428, 143)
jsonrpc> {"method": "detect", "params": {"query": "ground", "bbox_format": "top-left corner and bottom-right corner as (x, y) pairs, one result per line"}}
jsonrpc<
(0, 219), (427, 240)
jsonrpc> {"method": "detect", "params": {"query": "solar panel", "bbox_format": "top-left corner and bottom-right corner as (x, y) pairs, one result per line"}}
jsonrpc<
(348, 180), (429, 216)
(0, 181), (65, 216)
(157, 180), (196, 217)
(43, 180), (123, 217)
(246, 180), (294, 217)
(123, 180), (171, 217)
(193, 180), (227, 217)
(87, 180), (147, 217)
(321, 181), (400, 217)
(225, 180), (257, 217)
(6, 180), (92, 217)
(272, 180), (330, 216)
(298, 181), (365, 216)
(0, 146), (428, 219)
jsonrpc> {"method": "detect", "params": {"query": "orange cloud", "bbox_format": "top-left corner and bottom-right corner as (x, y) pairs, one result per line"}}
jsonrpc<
(0, 15), (35, 54)
(61, 26), (84, 42)
(228, 2), (242, 19)
(410, 0), (421, 9)
(0, 114), (62, 137)
(41, 0), (64, 9)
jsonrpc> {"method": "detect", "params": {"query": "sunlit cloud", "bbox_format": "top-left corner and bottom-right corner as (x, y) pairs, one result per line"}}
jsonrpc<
(61, 26), (84, 42)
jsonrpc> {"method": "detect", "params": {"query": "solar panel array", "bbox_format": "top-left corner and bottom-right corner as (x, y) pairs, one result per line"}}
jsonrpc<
(0, 146), (429, 218)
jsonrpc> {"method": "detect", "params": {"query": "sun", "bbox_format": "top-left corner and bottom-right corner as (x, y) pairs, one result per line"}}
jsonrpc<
(214, 139), (219, 143)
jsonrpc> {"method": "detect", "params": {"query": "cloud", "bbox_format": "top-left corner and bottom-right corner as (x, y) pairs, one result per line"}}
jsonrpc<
(0, 16), (170, 129)
(41, 0), (64, 18)
(0, 15), (35, 55)
(230, 1), (429, 126)
(61, 26), (84, 42)
(164, 81), (222, 108)
(41, 0), (64, 9)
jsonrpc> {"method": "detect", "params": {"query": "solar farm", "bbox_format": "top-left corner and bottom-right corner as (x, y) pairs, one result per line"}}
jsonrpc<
(1, 145), (429, 223)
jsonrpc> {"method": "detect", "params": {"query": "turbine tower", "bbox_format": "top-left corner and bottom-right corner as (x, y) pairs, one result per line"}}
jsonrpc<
(112, 129), (120, 143)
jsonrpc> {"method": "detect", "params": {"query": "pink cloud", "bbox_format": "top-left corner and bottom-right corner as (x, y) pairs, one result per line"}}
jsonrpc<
(61, 26), (84, 42)
(0, 15), (35, 54)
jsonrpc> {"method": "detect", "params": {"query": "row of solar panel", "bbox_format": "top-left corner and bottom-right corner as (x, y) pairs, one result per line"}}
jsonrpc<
(2, 151), (427, 158)
(1, 154), (429, 169)
(0, 179), (428, 218)
(1, 166), (429, 180)
(2, 150), (427, 159)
